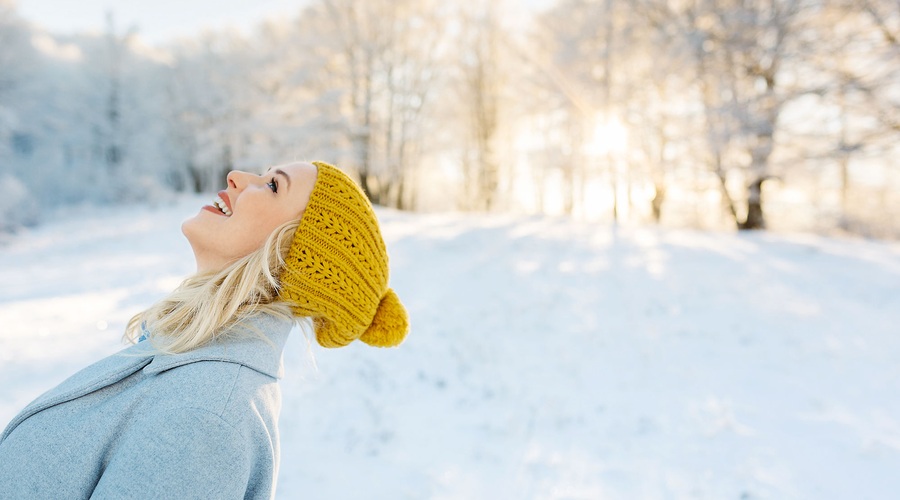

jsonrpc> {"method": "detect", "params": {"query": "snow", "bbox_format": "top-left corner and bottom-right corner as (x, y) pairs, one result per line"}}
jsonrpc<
(1, 197), (899, 499)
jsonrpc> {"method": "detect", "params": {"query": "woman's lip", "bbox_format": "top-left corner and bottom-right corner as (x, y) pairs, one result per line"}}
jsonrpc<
(218, 190), (233, 212)
(202, 205), (227, 216)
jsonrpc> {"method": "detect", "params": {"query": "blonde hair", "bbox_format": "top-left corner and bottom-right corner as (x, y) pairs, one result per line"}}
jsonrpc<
(123, 218), (304, 354)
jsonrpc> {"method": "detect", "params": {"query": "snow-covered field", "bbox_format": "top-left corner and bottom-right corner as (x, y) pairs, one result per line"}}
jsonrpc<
(1, 197), (899, 499)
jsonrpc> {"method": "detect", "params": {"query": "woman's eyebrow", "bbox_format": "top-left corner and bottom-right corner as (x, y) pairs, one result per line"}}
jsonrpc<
(271, 168), (291, 190)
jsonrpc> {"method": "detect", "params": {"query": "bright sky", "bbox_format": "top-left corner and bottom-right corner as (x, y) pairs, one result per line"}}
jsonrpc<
(17, 0), (553, 46)
(17, 0), (310, 46)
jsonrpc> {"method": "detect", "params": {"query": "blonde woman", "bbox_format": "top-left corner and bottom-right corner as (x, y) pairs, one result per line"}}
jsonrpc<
(0, 161), (409, 499)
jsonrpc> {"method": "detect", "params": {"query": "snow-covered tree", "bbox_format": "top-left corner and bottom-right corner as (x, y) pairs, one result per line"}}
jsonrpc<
(306, 0), (445, 207)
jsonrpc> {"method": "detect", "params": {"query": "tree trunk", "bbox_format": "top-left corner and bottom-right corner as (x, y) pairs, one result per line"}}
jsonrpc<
(187, 163), (203, 193)
(394, 174), (406, 210)
(740, 178), (766, 230)
(651, 183), (665, 223)
(358, 173), (375, 204)
(562, 161), (574, 215)
(608, 152), (618, 223)
(714, 160), (740, 230)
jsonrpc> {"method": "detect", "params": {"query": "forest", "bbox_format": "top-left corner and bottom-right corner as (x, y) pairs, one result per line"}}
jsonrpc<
(0, 0), (898, 237)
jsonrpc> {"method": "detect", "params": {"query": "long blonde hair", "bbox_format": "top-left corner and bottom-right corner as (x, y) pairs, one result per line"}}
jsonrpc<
(123, 218), (304, 354)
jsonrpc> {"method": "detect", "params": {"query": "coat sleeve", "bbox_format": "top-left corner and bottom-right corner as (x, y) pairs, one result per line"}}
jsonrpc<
(90, 406), (253, 500)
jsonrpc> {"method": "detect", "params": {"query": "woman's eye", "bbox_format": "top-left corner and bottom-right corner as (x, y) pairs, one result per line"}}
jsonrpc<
(267, 178), (278, 193)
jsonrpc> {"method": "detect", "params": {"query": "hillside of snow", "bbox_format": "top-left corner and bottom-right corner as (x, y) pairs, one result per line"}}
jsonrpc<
(1, 197), (899, 499)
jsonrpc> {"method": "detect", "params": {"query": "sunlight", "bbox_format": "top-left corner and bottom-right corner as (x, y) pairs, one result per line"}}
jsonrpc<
(584, 115), (628, 157)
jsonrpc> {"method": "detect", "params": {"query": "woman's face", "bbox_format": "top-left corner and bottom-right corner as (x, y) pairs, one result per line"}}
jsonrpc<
(182, 161), (318, 273)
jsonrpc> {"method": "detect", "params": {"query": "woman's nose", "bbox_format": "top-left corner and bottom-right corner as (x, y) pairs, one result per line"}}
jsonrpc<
(226, 170), (255, 189)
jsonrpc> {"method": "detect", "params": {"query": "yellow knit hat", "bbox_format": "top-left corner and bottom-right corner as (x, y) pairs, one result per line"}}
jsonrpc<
(278, 161), (409, 348)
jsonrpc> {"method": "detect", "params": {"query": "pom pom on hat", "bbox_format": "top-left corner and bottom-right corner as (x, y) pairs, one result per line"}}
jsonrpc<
(360, 289), (409, 347)
(278, 161), (409, 348)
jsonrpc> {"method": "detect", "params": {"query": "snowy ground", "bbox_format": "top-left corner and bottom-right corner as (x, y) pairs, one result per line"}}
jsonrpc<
(1, 196), (899, 499)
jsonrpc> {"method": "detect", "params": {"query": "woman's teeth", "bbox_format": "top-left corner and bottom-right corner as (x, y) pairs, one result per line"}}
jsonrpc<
(213, 196), (232, 216)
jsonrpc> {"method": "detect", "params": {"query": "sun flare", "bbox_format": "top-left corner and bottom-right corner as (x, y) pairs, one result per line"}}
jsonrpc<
(585, 115), (628, 156)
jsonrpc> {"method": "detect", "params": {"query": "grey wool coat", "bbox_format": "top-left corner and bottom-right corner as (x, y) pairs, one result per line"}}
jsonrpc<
(0, 313), (293, 500)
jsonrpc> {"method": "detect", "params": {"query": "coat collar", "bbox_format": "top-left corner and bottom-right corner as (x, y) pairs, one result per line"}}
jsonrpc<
(141, 313), (293, 379)
(1, 313), (293, 443)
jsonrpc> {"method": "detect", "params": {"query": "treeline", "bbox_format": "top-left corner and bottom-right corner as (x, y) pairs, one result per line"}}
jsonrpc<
(0, 0), (898, 237)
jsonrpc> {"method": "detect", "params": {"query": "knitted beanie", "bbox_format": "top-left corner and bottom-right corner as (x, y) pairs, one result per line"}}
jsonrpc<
(278, 161), (409, 348)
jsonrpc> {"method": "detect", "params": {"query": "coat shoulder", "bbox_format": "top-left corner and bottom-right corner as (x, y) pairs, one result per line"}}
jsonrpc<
(144, 359), (280, 430)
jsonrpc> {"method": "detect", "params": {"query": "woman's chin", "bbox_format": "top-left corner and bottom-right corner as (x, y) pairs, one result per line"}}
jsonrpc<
(181, 215), (205, 244)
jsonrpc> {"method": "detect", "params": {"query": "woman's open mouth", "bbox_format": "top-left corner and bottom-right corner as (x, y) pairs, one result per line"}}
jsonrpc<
(212, 194), (232, 216)
(202, 191), (232, 216)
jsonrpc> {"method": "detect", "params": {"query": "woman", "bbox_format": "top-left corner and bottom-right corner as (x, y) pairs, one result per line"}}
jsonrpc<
(0, 161), (408, 499)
